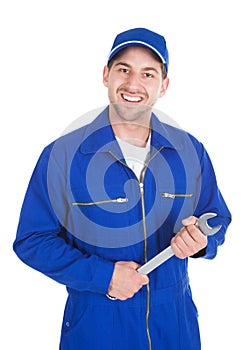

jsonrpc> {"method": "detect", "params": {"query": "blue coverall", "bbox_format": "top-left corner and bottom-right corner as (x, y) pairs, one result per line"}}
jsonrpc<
(13, 107), (231, 349)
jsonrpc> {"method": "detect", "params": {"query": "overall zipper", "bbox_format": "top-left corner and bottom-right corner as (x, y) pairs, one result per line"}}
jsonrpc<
(139, 147), (163, 350)
(139, 181), (152, 350)
(161, 192), (194, 199)
(71, 197), (128, 206)
(110, 147), (163, 350)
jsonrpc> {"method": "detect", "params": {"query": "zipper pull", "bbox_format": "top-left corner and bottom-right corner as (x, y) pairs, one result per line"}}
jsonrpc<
(162, 192), (175, 199)
(116, 197), (128, 203)
(139, 182), (144, 195)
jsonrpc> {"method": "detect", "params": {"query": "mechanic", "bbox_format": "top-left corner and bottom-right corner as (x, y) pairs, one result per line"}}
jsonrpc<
(13, 27), (231, 349)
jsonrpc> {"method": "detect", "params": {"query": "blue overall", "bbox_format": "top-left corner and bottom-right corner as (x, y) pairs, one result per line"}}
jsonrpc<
(13, 107), (231, 349)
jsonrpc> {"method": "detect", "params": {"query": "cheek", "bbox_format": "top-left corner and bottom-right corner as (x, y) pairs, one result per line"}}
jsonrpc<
(147, 84), (163, 100)
(106, 74), (120, 89)
(107, 81), (119, 102)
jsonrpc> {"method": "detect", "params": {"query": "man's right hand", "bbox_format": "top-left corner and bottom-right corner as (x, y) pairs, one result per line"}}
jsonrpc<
(107, 261), (149, 300)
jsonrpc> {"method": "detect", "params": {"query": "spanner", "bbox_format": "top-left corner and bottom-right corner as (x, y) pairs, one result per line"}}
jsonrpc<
(106, 212), (221, 299)
(137, 212), (222, 275)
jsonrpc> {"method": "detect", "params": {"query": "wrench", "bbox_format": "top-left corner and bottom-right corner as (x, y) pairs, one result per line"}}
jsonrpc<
(137, 212), (222, 275)
(106, 212), (221, 299)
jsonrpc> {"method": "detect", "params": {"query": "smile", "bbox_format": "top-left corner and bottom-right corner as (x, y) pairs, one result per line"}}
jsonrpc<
(122, 94), (143, 103)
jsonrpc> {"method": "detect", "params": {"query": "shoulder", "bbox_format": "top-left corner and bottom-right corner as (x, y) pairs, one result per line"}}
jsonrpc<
(154, 115), (204, 157)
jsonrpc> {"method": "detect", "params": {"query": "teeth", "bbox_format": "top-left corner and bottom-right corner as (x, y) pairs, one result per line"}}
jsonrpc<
(123, 94), (142, 102)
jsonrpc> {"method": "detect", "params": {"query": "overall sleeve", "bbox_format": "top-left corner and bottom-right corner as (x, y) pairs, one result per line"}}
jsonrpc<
(13, 146), (114, 293)
(193, 141), (232, 259)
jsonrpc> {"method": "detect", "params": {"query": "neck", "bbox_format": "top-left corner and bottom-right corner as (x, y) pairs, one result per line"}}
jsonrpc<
(113, 123), (150, 147)
(109, 103), (151, 147)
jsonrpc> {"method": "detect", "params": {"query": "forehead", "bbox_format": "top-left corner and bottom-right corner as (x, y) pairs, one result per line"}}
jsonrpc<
(111, 46), (162, 67)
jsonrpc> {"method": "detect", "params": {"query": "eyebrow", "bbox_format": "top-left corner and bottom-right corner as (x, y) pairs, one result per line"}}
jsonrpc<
(114, 61), (160, 74)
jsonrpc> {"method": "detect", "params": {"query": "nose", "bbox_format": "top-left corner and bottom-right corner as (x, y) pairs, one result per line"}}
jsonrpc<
(125, 72), (142, 91)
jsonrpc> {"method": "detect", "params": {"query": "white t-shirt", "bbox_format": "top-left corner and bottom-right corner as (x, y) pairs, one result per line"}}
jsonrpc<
(116, 134), (151, 180)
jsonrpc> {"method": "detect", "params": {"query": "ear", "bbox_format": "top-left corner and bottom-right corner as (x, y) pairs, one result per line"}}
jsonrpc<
(159, 77), (169, 98)
(103, 65), (109, 87)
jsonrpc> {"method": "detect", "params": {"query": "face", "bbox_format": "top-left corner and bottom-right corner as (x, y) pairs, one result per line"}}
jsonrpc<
(103, 46), (169, 122)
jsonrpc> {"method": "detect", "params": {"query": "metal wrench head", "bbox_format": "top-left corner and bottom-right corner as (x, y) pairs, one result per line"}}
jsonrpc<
(197, 212), (222, 236)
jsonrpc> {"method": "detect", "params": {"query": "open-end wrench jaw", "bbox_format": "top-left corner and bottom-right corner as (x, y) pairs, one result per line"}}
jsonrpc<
(197, 212), (222, 236)
(137, 212), (222, 276)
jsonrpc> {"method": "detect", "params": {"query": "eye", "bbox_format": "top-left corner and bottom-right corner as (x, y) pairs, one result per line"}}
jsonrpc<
(144, 72), (154, 78)
(120, 68), (129, 74)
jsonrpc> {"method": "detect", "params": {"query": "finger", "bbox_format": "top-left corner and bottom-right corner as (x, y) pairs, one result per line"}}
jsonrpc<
(171, 239), (186, 259)
(182, 215), (198, 226)
(173, 230), (193, 250)
(181, 215), (207, 245)
(128, 261), (141, 270)
(140, 274), (150, 285)
(171, 228), (206, 258)
(185, 224), (207, 246)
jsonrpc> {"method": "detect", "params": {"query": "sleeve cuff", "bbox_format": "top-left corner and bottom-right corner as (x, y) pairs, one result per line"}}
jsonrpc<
(89, 258), (115, 294)
(191, 247), (207, 258)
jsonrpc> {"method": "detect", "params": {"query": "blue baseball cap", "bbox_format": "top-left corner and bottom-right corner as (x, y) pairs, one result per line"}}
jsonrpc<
(107, 27), (169, 72)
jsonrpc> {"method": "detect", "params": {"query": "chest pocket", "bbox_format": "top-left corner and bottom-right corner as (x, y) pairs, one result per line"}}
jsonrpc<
(71, 196), (128, 207)
(159, 189), (196, 233)
(66, 184), (144, 248)
(69, 185), (130, 225)
(161, 192), (194, 199)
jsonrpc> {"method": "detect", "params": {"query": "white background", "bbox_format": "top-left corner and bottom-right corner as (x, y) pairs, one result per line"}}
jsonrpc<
(1, 0), (249, 349)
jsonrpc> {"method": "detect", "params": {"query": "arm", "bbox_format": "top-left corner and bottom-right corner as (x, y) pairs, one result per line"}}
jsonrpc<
(13, 146), (114, 294)
(194, 144), (232, 258)
(172, 140), (232, 260)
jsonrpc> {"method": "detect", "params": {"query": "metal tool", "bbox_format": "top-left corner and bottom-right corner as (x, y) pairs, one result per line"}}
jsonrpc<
(137, 212), (222, 275)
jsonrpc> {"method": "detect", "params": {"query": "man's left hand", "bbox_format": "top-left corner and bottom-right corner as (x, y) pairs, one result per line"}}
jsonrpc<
(171, 216), (207, 259)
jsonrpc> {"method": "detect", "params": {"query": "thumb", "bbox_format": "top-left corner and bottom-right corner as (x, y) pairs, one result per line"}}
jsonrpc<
(182, 215), (198, 226)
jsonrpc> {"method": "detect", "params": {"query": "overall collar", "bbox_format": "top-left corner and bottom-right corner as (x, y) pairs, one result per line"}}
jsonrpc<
(79, 106), (183, 156)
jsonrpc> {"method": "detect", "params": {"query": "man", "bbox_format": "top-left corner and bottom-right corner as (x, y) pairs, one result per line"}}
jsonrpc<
(13, 28), (231, 350)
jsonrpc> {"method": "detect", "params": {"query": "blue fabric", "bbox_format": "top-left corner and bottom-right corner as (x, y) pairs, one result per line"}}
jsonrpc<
(13, 107), (231, 349)
(107, 27), (169, 71)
